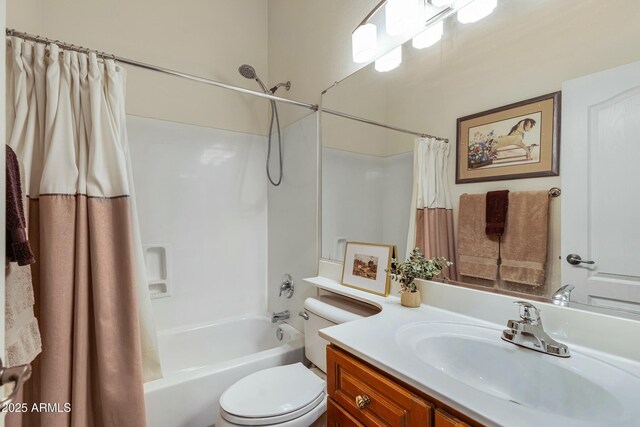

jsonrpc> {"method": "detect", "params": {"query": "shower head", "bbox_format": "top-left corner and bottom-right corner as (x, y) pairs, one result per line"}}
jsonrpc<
(238, 64), (257, 80)
(238, 63), (269, 93)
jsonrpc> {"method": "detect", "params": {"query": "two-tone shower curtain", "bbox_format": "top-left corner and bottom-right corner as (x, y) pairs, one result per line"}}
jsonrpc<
(406, 137), (458, 280)
(6, 37), (161, 426)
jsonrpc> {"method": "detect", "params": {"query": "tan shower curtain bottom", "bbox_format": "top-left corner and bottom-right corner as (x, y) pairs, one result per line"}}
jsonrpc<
(415, 208), (458, 281)
(8, 195), (146, 427)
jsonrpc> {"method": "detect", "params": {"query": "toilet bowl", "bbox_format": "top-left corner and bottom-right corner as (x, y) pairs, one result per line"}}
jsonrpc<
(216, 295), (376, 427)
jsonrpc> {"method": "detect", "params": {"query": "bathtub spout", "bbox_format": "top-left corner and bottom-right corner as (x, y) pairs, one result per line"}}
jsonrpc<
(271, 310), (290, 323)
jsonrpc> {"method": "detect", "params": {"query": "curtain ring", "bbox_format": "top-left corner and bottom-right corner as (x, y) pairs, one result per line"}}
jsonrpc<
(111, 53), (117, 61)
(34, 35), (41, 44)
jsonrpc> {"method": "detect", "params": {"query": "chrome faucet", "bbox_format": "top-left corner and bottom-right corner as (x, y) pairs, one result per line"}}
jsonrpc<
(501, 301), (570, 358)
(551, 284), (575, 307)
(271, 310), (290, 323)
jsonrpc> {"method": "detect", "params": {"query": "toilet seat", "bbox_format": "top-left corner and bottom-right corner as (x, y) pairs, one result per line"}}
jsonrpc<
(220, 363), (326, 426)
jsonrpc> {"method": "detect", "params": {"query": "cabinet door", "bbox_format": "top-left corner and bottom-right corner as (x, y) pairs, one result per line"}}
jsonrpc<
(327, 346), (432, 427)
(435, 409), (470, 427)
(327, 397), (365, 427)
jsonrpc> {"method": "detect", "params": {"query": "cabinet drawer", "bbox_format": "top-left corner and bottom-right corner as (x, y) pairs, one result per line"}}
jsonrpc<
(328, 397), (365, 427)
(327, 346), (433, 427)
(435, 409), (471, 427)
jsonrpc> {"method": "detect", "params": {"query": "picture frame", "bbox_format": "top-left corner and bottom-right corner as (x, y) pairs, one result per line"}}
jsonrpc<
(456, 92), (561, 184)
(341, 242), (396, 296)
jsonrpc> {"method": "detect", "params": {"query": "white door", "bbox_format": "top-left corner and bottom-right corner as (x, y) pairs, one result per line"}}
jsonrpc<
(562, 60), (640, 314)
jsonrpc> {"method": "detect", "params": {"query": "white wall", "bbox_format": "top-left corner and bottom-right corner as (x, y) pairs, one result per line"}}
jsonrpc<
(7, 0), (271, 135)
(381, 152), (413, 262)
(322, 149), (412, 262)
(267, 113), (319, 332)
(128, 116), (268, 332)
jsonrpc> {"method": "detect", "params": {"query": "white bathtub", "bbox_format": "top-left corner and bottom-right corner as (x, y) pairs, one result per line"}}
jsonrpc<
(144, 315), (304, 427)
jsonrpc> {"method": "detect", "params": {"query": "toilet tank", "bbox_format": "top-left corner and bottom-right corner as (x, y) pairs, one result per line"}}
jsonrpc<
(303, 294), (377, 372)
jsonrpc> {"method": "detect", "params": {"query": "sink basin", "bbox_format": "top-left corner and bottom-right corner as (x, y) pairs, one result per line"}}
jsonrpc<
(396, 322), (640, 424)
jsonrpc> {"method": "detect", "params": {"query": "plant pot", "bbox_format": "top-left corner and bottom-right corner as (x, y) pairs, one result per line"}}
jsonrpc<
(401, 290), (421, 308)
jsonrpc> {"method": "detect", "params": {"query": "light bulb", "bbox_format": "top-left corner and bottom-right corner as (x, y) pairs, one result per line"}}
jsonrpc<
(430, 0), (454, 7)
(385, 0), (424, 36)
(375, 46), (402, 72)
(412, 21), (444, 49)
(352, 23), (377, 63)
(457, 0), (497, 24)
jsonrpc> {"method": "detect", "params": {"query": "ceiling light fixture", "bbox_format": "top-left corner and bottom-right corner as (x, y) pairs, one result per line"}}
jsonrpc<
(430, 0), (454, 7)
(457, 0), (497, 24)
(352, 23), (378, 63)
(385, 0), (424, 36)
(412, 20), (444, 49)
(375, 46), (403, 72)
(351, 0), (500, 70)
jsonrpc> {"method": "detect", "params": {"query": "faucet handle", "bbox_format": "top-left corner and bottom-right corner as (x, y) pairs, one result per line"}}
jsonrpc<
(278, 274), (294, 298)
(514, 301), (541, 325)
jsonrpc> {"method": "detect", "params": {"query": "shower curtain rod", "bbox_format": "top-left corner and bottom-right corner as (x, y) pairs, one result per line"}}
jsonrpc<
(5, 28), (448, 142)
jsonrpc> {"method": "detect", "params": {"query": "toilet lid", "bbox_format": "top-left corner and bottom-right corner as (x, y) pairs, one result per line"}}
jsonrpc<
(220, 363), (326, 420)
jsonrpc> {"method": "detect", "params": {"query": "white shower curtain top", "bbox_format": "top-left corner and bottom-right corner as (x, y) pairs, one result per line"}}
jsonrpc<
(7, 38), (130, 198)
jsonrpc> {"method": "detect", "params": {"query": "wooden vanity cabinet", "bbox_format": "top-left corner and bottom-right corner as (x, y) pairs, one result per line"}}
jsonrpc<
(434, 409), (471, 427)
(326, 345), (478, 427)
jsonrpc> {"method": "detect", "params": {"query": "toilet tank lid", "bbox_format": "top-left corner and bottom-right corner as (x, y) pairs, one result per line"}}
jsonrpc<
(303, 294), (378, 324)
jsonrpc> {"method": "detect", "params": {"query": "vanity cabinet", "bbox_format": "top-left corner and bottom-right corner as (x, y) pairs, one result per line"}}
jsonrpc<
(434, 409), (471, 427)
(327, 345), (478, 427)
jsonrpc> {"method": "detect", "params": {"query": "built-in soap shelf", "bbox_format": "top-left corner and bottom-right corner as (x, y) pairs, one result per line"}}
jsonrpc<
(144, 244), (172, 299)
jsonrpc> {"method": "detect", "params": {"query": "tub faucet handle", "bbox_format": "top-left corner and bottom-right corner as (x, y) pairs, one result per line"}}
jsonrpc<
(279, 274), (294, 298)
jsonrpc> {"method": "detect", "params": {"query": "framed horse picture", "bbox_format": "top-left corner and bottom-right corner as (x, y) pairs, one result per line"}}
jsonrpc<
(456, 92), (561, 183)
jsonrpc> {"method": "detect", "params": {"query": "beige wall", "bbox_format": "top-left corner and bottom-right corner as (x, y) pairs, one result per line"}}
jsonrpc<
(268, 0), (382, 127)
(7, 0), (271, 135)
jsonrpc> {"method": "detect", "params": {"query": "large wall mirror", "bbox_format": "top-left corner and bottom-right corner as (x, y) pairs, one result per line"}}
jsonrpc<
(321, 0), (640, 316)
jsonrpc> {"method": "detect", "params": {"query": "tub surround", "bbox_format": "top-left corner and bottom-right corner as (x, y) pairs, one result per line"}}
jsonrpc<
(128, 116), (268, 332)
(305, 266), (640, 426)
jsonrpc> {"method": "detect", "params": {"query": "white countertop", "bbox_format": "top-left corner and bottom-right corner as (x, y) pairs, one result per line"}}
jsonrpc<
(305, 275), (640, 427)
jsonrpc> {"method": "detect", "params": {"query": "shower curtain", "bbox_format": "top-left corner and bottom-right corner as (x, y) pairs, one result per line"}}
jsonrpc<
(406, 137), (458, 280)
(6, 37), (161, 426)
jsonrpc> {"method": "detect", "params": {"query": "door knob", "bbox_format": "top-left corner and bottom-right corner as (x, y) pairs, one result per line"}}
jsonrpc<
(566, 254), (595, 265)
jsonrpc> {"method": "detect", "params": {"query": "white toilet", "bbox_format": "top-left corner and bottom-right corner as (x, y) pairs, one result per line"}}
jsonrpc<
(216, 294), (376, 427)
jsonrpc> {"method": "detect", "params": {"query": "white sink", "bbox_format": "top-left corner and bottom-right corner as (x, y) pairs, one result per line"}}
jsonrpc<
(396, 322), (640, 425)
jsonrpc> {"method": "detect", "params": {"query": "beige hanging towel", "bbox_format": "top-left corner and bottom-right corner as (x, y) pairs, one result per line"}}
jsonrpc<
(500, 191), (549, 286)
(5, 262), (41, 367)
(457, 194), (499, 280)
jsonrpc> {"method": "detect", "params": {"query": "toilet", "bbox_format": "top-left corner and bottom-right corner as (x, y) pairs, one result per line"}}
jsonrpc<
(216, 294), (377, 426)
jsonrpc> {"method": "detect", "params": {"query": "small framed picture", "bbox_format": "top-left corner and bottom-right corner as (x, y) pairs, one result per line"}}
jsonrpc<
(341, 242), (396, 296)
(456, 91), (561, 183)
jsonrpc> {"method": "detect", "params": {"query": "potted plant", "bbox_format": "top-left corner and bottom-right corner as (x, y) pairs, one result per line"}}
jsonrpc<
(387, 248), (452, 308)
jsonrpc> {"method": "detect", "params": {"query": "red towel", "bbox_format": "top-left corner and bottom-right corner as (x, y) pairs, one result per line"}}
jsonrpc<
(6, 145), (35, 266)
(485, 190), (509, 236)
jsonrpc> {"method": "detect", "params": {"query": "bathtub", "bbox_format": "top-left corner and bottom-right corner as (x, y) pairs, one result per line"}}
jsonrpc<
(144, 315), (304, 427)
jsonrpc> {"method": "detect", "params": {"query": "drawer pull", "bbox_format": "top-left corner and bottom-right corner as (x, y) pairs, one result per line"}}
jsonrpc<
(355, 395), (371, 409)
